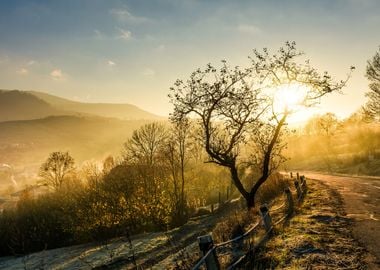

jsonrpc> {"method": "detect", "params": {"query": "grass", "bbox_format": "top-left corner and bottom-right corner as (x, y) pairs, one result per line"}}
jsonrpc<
(256, 173), (290, 204)
(252, 178), (367, 269)
(212, 173), (289, 243)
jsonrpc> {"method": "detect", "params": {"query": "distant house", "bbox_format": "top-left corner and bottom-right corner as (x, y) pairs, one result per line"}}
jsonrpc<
(0, 196), (17, 213)
(10, 184), (49, 198)
(0, 184), (48, 212)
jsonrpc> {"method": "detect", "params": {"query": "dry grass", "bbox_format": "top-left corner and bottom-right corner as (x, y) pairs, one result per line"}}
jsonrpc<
(212, 207), (258, 243)
(212, 172), (289, 244)
(253, 179), (367, 269)
(256, 172), (290, 205)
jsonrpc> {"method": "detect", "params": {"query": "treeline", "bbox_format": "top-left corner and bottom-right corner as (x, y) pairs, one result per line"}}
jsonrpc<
(0, 122), (232, 256)
(285, 111), (380, 175)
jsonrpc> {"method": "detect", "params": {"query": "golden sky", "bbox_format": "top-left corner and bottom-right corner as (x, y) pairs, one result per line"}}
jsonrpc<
(0, 0), (379, 120)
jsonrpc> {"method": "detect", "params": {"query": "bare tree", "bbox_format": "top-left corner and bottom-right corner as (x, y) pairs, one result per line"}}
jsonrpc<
(38, 151), (75, 190)
(170, 58), (266, 208)
(124, 122), (168, 167)
(170, 42), (351, 208)
(166, 119), (191, 225)
(363, 47), (380, 121)
(123, 122), (172, 228)
(317, 113), (339, 137)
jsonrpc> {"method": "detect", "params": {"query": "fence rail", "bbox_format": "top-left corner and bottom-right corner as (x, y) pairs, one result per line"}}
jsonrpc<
(193, 173), (308, 270)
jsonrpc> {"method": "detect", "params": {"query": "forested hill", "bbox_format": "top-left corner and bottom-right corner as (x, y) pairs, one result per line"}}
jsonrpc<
(0, 90), (63, 122)
(0, 115), (152, 167)
(0, 89), (162, 122)
(28, 90), (162, 120)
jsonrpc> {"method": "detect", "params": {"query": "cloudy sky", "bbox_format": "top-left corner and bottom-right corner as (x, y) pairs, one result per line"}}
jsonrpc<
(0, 0), (379, 118)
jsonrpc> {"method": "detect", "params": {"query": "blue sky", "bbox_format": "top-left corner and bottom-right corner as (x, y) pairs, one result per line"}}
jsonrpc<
(0, 0), (379, 118)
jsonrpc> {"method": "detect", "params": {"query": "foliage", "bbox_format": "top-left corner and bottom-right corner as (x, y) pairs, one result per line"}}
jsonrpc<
(363, 47), (380, 121)
(304, 113), (339, 136)
(0, 122), (228, 255)
(169, 41), (350, 208)
(285, 113), (380, 175)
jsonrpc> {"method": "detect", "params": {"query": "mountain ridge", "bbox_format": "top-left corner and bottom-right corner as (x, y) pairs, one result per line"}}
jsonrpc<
(0, 89), (162, 122)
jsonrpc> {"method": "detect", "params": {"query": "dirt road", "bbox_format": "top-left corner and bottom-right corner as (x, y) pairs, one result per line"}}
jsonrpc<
(303, 172), (380, 269)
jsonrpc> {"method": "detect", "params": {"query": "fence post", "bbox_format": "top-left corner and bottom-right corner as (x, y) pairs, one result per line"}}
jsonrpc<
(231, 224), (245, 261)
(259, 204), (272, 234)
(294, 180), (302, 200)
(290, 172), (293, 178)
(301, 176), (307, 193)
(198, 235), (220, 270)
(284, 188), (294, 216)
(296, 172), (300, 181)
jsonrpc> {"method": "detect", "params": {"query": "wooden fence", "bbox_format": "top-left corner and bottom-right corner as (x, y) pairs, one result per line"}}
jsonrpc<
(192, 174), (308, 270)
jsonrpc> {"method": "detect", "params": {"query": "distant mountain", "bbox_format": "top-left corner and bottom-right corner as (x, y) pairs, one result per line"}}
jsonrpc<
(0, 89), (162, 122)
(28, 90), (162, 120)
(0, 90), (64, 122)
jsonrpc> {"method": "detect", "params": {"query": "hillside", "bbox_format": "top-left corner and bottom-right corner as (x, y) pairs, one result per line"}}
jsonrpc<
(0, 115), (153, 169)
(0, 90), (64, 122)
(0, 89), (162, 122)
(28, 90), (162, 120)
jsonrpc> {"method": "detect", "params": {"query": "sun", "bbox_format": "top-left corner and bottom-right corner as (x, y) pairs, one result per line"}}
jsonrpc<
(273, 83), (309, 113)
(271, 83), (318, 125)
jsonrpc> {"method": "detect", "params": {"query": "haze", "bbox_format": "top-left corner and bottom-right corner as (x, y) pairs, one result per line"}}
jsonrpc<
(0, 0), (379, 118)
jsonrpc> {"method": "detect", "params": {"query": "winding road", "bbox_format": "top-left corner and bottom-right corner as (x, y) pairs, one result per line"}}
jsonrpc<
(303, 172), (380, 269)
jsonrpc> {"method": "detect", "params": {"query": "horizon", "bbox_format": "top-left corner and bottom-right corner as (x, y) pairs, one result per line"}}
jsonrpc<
(0, 0), (379, 120)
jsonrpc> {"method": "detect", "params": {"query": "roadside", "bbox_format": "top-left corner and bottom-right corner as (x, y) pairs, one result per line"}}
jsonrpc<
(0, 199), (242, 270)
(304, 172), (380, 269)
(254, 178), (367, 269)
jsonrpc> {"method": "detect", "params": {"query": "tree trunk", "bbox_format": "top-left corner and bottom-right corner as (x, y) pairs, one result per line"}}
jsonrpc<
(247, 175), (268, 208)
(246, 113), (288, 209)
(229, 165), (249, 202)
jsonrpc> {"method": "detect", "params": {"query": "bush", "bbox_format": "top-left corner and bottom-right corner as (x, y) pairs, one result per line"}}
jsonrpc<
(256, 173), (289, 204)
(213, 208), (257, 243)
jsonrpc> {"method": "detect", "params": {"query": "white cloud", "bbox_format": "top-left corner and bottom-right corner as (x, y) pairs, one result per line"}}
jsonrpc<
(0, 55), (9, 65)
(110, 8), (149, 24)
(94, 29), (103, 39)
(155, 44), (166, 52)
(17, 68), (29, 75)
(26, 60), (36, 66)
(118, 28), (132, 40)
(107, 60), (116, 66)
(50, 69), (65, 80)
(237, 24), (261, 35)
(142, 68), (156, 77)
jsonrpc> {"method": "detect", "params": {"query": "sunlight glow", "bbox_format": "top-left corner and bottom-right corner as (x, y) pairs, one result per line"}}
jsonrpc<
(271, 83), (316, 125)
(273, 83), (309, 113)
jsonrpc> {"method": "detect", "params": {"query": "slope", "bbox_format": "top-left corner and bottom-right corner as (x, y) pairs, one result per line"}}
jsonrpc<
(0, 115), (153, 168)
(28, 90), (162, 120)
(0, 90), (64, 122)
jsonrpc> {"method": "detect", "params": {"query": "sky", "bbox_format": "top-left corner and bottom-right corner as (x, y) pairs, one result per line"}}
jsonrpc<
(0, 0), (379, 120)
